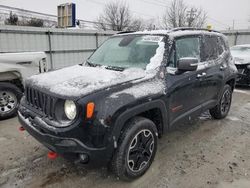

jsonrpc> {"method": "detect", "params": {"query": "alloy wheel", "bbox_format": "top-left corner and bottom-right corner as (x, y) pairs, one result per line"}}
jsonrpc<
(220, 90), (231, 115)
(127, 129), (155, 172)
(0, 91), (18, 114)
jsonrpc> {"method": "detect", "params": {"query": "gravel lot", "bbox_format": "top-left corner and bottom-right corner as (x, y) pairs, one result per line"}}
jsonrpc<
(1, 88), (250, 188)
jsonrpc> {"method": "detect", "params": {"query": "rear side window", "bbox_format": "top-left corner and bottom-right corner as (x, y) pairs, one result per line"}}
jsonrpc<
(217, 37), (224, 55)
(219, 37), (227, 53)
(202, 35), (218, 61)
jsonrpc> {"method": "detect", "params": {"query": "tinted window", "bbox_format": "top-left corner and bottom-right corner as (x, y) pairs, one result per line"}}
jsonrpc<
(167, 37), (200, 68)
(168, 49), (175, 67)
(217, 37), (224, 55)
(202, 35), (218, 61)
(176, 37), (200, 61)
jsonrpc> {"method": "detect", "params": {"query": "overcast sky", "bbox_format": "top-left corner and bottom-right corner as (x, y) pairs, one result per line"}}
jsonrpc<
(0, 0), (249, 30)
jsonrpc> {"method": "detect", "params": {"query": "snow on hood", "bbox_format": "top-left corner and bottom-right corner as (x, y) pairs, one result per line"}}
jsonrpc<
(26, 65), (151, 97)
(110, 79), (165, 99)
(232, 55), (250, 65)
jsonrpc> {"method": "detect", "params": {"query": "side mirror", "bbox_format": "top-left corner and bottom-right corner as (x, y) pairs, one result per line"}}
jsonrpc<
(177, 57), (198, 72)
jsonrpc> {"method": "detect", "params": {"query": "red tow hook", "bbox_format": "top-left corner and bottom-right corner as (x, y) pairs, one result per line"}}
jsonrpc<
(47, 151), (58, 160)
(19, 126), (25, 131)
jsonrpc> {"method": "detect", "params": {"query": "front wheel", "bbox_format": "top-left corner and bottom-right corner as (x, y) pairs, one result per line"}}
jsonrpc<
(210, 84), (232, 119)
(110, 117), (158, 181)
(0, 82), (22, 120)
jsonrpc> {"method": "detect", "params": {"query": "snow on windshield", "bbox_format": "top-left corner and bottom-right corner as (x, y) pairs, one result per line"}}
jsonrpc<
(88, 35), (165, 70)
(146, 40), (165, 71)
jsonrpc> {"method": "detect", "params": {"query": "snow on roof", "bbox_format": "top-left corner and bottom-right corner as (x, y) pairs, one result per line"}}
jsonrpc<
(117, 29), (223, 38)
(231, 44), (250, 48)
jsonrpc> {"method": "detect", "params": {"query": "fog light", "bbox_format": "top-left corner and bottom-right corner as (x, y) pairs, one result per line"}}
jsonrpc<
(79, 154), (89, 163)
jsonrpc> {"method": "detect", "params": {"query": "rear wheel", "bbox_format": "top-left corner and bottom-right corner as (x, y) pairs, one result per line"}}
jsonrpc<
(210, 84), (232, 119)
(110, 117), (158, 181)
(0, 82), (22, 120)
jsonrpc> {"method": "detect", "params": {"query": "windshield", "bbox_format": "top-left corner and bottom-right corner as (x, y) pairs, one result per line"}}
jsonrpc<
(88, 35), (164, 69)
(231, 46), (250, 56)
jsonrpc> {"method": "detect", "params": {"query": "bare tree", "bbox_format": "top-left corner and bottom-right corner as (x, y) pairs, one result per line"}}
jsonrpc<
(162, 0), (207, 29)
(95, 1), (131, 31)
(127, 18), (145, 31)
(26, 18), (44, 27)
(187, 7), (207, 28)
(95, 16), (108, 31)
(5, 12), (18, 25)
(162, 0), (187, 28)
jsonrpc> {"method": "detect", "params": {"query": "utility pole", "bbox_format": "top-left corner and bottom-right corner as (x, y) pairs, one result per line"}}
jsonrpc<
(187, 8), (197, 27)
(232, 19), (235, 30)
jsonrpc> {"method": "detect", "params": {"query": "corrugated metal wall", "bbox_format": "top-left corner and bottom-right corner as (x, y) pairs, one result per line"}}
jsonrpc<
(0, 25), (116, 69)
(222, 30), (250, 47)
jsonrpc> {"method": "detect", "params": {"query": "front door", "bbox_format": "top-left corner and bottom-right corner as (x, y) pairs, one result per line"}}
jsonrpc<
(165, 36), (207, 128)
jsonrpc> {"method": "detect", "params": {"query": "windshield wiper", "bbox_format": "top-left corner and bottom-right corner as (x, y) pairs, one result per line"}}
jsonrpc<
(85, 60), (124, 71)
(105, 65), (124, 71)
(85, 59), (99, 67)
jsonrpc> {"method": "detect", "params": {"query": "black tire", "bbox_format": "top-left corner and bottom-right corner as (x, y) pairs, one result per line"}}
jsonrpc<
(209, 84), (232, 119)
(0, 82), (22, 120)
(110, 117), (158, 181)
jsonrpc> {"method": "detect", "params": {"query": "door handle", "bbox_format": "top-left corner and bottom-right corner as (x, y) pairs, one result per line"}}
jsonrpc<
(197, 72), (206, 78)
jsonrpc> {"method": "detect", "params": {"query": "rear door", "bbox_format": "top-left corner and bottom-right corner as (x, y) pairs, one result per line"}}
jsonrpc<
(200, 35), (226, 108)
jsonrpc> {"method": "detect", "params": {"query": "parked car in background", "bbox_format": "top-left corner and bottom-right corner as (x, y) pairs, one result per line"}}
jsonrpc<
(18, 28), (237, 180)
(0, 52), (47, 120)
(231, 44), (250, 86)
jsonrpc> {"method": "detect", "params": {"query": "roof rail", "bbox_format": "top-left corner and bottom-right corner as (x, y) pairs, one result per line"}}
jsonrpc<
(170, 27), (220, 33)
(117, 31), (135, 34)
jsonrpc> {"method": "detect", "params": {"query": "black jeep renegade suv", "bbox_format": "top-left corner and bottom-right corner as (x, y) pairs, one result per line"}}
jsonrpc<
(18, 28), (237, 180)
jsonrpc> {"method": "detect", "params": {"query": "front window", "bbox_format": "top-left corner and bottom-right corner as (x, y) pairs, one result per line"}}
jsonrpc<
(88, 35), (164, 69)
(168, 36), (200, 68)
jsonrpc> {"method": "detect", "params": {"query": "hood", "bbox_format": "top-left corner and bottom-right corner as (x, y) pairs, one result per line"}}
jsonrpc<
(26, 65), (153, 98)
(232, 54), (250, 65)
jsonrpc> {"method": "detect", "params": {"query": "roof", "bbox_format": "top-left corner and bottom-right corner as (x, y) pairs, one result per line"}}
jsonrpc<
(116, 27), (223, 38)
(231, 44), (250, 48)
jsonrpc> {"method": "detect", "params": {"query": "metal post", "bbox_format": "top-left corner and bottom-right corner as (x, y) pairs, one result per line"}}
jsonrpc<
(95, 33), (99, 48)
(234, 32), (238, 46)
(47, 31), (53, 70)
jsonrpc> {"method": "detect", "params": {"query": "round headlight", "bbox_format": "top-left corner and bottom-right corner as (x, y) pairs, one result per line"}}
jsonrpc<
(64, 100), (77, 120)
(247, 65), (250, 69)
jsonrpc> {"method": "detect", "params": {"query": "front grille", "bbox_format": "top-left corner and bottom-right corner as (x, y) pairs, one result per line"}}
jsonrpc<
(25, 87), (56, 119)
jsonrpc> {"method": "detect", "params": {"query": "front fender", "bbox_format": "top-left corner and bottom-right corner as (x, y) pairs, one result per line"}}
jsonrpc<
(111, 99), (168, 143)
(0, 71), (21, 82)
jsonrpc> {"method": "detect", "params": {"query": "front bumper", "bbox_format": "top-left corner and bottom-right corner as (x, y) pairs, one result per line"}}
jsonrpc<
(236, 64), (250, 86)
(18, 109), (113, 166)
